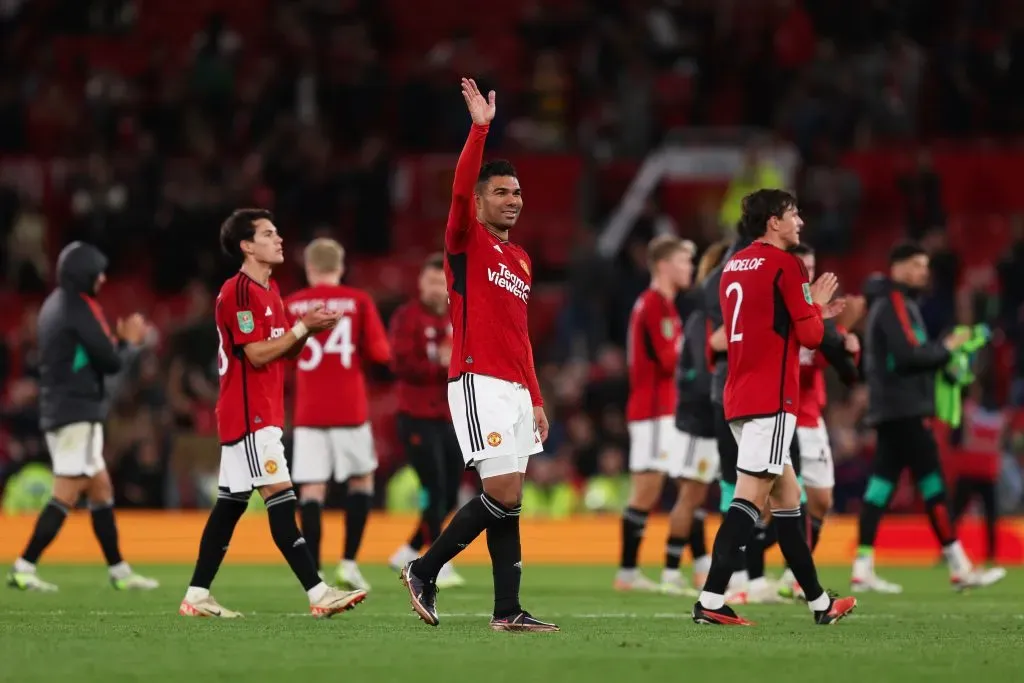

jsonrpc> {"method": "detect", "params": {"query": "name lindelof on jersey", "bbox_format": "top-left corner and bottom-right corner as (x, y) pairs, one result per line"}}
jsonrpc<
(488, 262), (530, 303)
(723, 257), (766, 272)
(287, 297), (358, 317)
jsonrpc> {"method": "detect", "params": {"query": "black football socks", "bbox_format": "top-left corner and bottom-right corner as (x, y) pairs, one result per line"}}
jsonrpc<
(188, 492), (248, 589)
(665, 536), (688, 571)
(413, 493), (507, 580)
(266, 488), (321, 591)
(89, 499), (124, 567)
(773, 506), (829, 610)
(299, 499), (323, 570)
(20, 498), (69, 565)
(343, 490), (372, 562)
(486, 503), (523, 617)
(810, 515), (824, 552)
(620, 507), (649, 570)
(699, 498), (760, 608)
(689, 511), (707, 559)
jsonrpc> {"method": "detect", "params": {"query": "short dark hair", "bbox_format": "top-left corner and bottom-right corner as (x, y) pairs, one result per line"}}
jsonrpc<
(220, 208), (273, 261)
(737, 189), (797, 241)
(789, 243), (814, 257)
(423, 252), (445, 272)
(476, 159), (517, 189)
(889, 241), (927, 265)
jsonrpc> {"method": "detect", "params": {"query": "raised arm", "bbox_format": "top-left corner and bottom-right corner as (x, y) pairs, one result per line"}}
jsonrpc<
(446, 78), (496, 253)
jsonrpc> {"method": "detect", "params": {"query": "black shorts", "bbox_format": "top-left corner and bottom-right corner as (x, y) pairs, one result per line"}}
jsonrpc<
(714, 404), (800, 485)
(396, 414), (463, 500)
(873, 417), (940, 481)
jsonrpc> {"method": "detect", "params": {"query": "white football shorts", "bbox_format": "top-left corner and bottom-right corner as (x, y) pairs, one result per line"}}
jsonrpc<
(45, 421), (105, 477)
(291, 424), (378, 484)
(448, 373), (542, 479)
(219, 426), (291, 493)
(797, 418), (835, 489)
(729, 413), (797, 477)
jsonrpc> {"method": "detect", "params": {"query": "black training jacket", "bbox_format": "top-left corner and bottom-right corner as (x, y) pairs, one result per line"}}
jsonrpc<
(675, 289), (715, 438)
(862, 277), (949, 426)
(38, 242), (137, 432)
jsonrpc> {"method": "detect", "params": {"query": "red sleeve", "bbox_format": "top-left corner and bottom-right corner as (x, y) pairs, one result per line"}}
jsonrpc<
(526, 341), (543, 407)
(219, 282), (264, 346)
(445, 123), (489, 253)
(361, 296), (391, 365)
(642, 298), (678, 375)
(780, 257), (824, 349)
(389, 305), (446, 383)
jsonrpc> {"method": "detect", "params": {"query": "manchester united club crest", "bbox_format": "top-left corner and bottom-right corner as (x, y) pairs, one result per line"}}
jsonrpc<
(264, 460), (279, 475)
(487, 432), (503, 447)
(519, 259), (530, 276)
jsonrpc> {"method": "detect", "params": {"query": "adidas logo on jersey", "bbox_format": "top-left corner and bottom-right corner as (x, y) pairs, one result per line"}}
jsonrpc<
(493, 244), (503, 253)
(265, 306), (273, 316)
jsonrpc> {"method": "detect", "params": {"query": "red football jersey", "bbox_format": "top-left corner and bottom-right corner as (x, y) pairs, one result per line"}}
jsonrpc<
(284, 283), (390, 428)
(797, 347), (828, 427)
(215, 272), (289, 444)
(390, 299), (452, 421)
(444, 123), (542, 406)
(626, 289), (682, 421)
(721, 241), (824, 421)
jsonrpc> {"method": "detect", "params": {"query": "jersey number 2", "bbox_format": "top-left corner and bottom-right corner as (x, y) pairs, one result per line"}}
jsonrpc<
(298, 316), (354, 370)
(725, 282), (743, 343)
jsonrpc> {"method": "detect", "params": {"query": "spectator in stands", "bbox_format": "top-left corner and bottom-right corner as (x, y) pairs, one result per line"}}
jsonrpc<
(899, 150), (946, 240)
(718, 142), (784, 232)
(800, 141), (860, 253)
(998, 216), (1024, 405)
(6, 195), (48, 293)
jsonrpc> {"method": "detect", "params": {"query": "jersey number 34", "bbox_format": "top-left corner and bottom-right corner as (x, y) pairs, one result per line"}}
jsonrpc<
(298, 316), (355, 370)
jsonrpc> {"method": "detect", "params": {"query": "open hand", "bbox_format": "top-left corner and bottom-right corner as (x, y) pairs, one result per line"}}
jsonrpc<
(533, 406), (549, 443)
(117, 313), (149, 345)
(809, 272), (839, 307)
(844, 332), (861, 355)
(461, 78), (496, 125)
(300, 304), (341, 334)
(943, 328), (971, 351)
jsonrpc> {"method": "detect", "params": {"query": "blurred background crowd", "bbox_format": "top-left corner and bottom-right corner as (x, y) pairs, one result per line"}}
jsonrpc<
(1, 0), (1023, 517)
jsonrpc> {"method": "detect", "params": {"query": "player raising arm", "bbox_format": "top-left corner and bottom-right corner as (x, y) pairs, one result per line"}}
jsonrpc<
(179, 209), (366, 619)
(401, 79), (556, 632)
(692, 189), (856, 627)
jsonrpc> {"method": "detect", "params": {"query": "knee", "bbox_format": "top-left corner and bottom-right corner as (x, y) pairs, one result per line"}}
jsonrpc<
(299, 483), (327, 504)
(915, 471), (946, 503)
(482, 475), (523, 509)
(348, 474), (374, 495)
(86, 473), (113, 504)
(808, 490), (833, 517)
(628, 474), (664, 511)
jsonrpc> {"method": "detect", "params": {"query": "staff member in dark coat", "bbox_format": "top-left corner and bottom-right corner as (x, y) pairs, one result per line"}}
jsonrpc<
(7, 242), (160, 592)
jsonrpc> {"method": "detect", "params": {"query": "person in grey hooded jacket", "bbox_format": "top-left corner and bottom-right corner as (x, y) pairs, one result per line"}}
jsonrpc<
(7, 241), (159, 593)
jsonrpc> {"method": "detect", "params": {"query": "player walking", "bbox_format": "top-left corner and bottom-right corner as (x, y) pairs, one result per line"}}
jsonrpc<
(400, 79), (556, 632)
(387, 253), (466, 589)
(286, 238), (391, 592)
(692, 189), (856, 626)
(179, 209), (366, 618)
(663, 241), (732, 594)
(614, 236), (693, 592)
(7, 241), (158, 592)
(852, 242), (1004, 593)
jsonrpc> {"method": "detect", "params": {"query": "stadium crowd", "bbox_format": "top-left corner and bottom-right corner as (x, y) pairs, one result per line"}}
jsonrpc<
(1, 0), (1024, 517)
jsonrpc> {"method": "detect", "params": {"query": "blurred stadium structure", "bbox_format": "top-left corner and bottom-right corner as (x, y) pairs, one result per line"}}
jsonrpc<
(0, 0), (1023, 525)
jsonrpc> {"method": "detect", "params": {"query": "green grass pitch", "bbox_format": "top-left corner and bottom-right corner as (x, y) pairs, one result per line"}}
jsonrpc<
(1, 565), (1021, 683)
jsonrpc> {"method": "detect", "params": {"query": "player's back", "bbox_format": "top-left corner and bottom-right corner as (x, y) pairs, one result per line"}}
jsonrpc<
(626, 288), (681, 421)
(285, 283), (390, 428)
(720, 241), (821, 421)
(215, 272), (288, 444)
